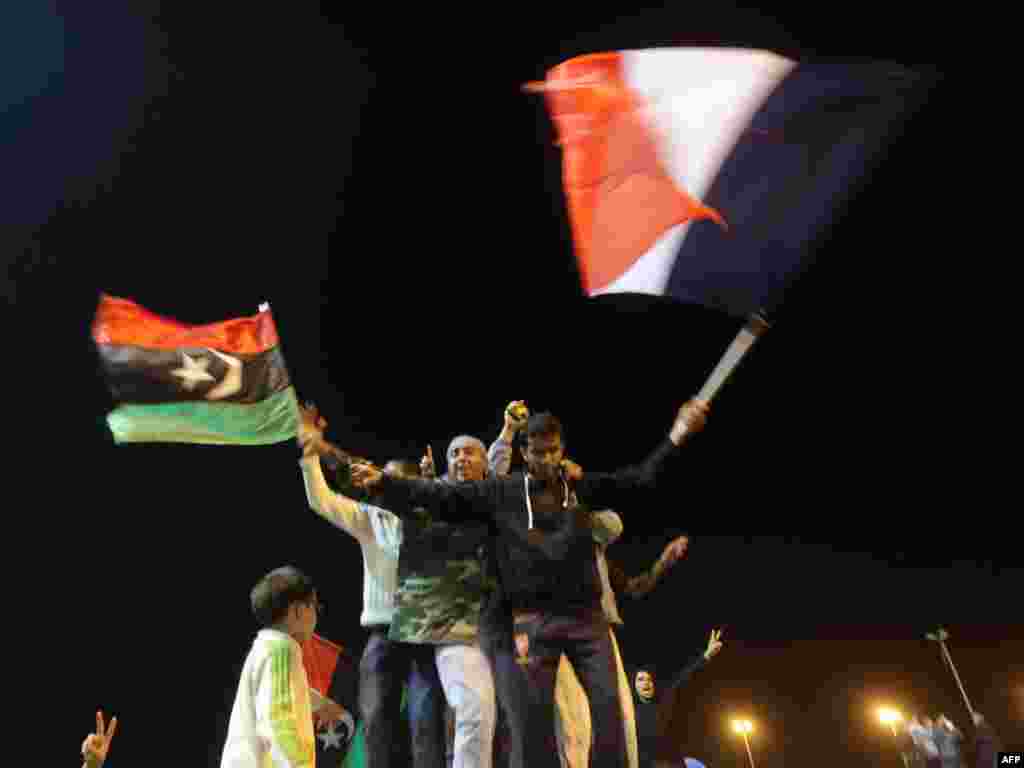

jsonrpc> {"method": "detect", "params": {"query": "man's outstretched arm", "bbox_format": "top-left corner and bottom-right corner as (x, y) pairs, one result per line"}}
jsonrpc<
(573, 399), (709, 511)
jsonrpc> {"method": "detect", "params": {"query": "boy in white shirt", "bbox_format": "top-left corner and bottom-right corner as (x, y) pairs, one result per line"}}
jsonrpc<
(221, 566), (322, 768)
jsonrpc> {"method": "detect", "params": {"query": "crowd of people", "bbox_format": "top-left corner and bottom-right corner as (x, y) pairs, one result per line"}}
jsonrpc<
(77, 397), (1008, 768)
(217, 396), (713, 768)
(898, 712), (1002, 768)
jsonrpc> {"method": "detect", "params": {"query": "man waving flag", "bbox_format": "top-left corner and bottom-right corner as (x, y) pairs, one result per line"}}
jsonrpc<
(91, 293), (300, 445)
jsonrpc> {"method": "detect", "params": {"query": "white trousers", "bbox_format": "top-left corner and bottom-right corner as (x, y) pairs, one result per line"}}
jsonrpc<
(436, 643), (497, 768)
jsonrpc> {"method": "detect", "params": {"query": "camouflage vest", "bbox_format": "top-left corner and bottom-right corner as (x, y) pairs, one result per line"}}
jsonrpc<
(387, 506), (496, 645)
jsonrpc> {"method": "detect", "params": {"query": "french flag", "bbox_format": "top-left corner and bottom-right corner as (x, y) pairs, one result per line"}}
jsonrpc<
(529, 48), (931, 319)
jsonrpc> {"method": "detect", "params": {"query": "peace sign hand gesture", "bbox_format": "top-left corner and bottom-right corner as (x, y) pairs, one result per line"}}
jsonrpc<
(81, 710), (118, 768)
(703, 628), (724, 661)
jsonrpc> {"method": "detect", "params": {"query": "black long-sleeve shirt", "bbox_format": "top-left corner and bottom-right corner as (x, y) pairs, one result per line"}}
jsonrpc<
(634, 651), (708, 768)
(370, 438), (681, 614)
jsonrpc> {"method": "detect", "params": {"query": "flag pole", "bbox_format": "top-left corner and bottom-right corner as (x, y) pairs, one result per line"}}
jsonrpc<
(925, 627), (975, 718)
(696, 312), (771, 403)
(259, 300), (303, 433)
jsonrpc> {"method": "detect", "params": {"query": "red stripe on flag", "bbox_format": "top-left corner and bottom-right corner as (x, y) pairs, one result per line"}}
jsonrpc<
(91, 294), (281, 354)
(302, 633), (342, 696)
(543, 53), (725, 294)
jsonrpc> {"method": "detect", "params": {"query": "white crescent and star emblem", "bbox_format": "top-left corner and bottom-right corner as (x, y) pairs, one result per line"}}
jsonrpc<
(317, 712), (355, 751)
(317, 724), (343, 750)
(170, 349), (243, 400)
(170, 352), (215, 390)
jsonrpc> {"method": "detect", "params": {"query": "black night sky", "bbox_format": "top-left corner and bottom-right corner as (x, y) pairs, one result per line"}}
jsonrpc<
(5, 2), (1019, 766)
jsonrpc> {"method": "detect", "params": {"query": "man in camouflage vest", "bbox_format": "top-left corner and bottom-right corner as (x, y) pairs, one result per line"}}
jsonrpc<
(383, 437), (498, 768)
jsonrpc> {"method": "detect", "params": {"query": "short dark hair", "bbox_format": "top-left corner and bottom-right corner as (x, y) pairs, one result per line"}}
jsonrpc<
(526, 412), (564, 443)
(251, 566), (316, 627)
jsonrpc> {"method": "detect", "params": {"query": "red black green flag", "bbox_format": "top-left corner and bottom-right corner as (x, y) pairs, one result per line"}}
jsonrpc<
(92, 294), (299, 445)
(302, 633), (363, 768)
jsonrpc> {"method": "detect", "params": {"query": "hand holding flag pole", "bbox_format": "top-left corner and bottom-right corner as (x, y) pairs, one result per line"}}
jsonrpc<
(297, 400), (382, 474)
(673, 313), (770, 439)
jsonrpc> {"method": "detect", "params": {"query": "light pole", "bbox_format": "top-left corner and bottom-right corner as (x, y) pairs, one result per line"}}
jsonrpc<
(731, 719), (756, 768)
(926, 627), (975, 718)
(878, 707), (909, 768)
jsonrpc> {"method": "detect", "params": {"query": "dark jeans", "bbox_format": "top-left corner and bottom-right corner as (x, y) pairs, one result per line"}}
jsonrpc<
(515, 610), (628, 768)
(359, 628), (447, 768)
(479, 614), (561, 768)
(482, 608), (627, 768)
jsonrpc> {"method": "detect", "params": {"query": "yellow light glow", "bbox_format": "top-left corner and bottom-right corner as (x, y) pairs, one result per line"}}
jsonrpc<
(878, 708), (903, 726)
(732, 718), (754, 735)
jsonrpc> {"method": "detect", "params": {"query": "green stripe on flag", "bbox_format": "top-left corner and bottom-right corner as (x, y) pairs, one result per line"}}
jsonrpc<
(106, 386), (300, 445)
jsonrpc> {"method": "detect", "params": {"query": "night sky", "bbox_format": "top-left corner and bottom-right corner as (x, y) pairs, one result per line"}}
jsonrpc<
(5, 2), (1019, 766)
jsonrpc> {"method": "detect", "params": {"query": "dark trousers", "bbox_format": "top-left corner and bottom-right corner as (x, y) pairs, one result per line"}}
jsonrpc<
(482, 609), (627, 768)
(359, 628), (447, 768)
(479, 615), (561, 768)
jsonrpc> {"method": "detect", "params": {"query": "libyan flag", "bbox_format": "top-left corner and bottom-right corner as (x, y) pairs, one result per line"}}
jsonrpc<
(91, 294), (300, 445)
(302, 633), (364, 768)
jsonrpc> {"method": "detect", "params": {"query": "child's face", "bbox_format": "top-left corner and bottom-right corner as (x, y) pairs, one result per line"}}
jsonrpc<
(295, 593), (319, 640)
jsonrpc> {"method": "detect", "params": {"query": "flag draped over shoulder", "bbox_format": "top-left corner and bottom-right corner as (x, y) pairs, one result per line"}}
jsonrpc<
(92, 293), (299, 445)
(536, 48), (931, 318)
(302, 633), (363, 768)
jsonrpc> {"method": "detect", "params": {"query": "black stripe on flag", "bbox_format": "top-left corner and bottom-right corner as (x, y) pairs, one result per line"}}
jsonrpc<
(96, 344), (291, 404)
(316, 652), (359, 766)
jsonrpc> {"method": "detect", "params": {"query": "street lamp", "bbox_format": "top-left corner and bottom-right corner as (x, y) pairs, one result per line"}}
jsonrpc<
(926, 627), (976, 719)
(877, 707), (909, 768)
(731, 718), (756, 768)
(878, 707), (904, 736)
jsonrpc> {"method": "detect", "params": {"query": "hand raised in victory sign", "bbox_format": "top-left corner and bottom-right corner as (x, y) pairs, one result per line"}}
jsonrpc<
(703, 628), (724, 661)
(81, 710), (118, 768)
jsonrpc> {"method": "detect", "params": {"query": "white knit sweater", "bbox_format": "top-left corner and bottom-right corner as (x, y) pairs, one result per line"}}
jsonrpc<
(299, 456), (399, 626)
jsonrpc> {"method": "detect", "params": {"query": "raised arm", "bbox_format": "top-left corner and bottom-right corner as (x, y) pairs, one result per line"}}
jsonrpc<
(662, 628), (723, 696)
(488, 400), (528, 476)
(295, 403), (377, 540)
(574, 400), (708, 510)
(608, 535), (688, 598)
(298, 454), (374, 542)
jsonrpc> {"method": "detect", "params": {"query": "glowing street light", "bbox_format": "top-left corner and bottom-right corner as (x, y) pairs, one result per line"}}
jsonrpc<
(878, 707), (904, 735)
(876, 706), (909, 768)
(730, 719), (756, 768)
